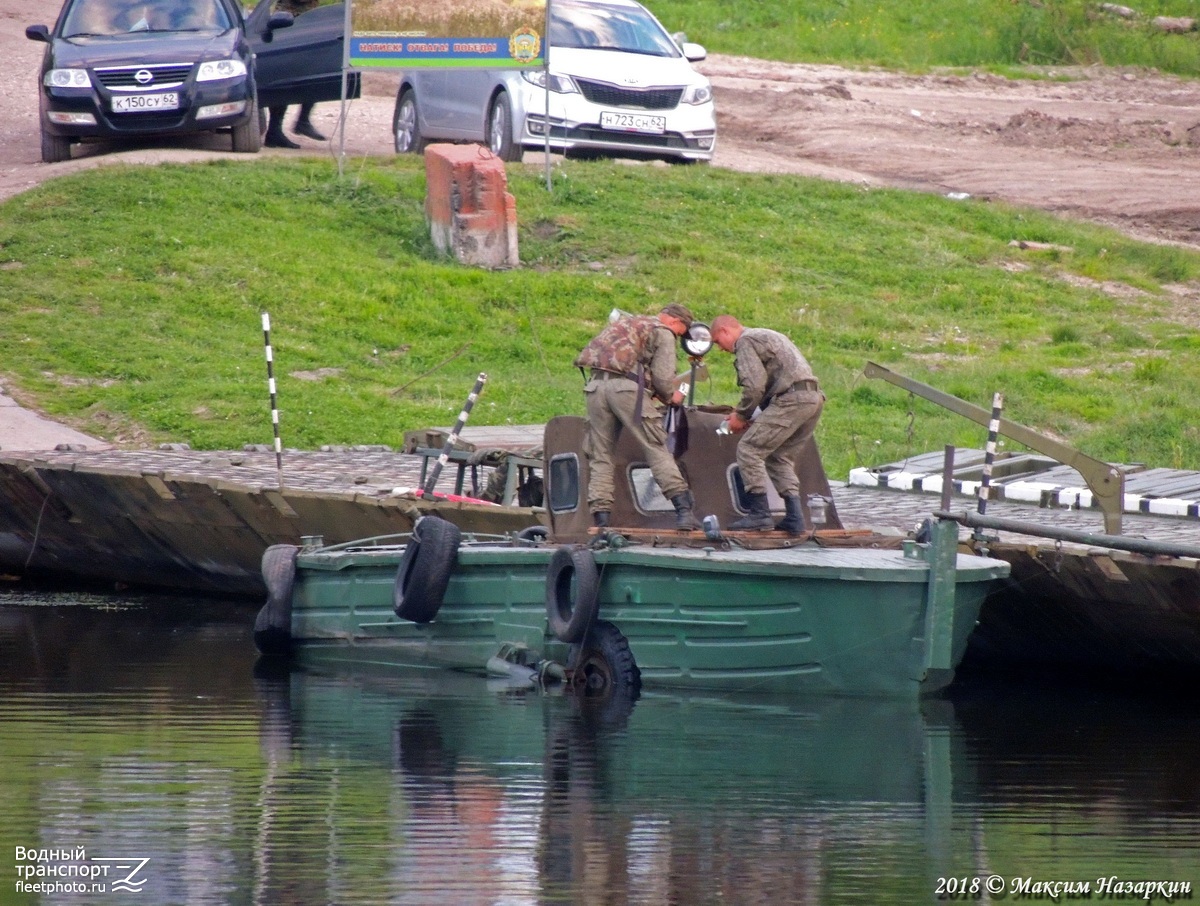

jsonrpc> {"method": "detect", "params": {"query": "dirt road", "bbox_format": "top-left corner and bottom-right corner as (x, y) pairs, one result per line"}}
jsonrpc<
(3, 0), (1200, 248)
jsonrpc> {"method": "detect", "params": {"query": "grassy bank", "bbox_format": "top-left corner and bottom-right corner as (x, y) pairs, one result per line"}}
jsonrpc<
(2, 157), (1198, 478)
(653, 0), (1200, 77)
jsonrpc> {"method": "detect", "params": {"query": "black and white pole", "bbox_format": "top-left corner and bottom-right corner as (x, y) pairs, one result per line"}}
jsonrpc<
(262, 312), (284, 490)
(422, 372), (487, 498)
(975, 391), (1004, 538)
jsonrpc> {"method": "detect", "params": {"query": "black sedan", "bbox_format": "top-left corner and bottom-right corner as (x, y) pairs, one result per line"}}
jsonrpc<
(26, 0), (357, 162)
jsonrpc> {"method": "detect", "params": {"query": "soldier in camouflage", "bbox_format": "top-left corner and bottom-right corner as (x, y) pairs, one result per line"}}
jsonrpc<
(574, 303), (702, 531)
(710, 314), (824, 534)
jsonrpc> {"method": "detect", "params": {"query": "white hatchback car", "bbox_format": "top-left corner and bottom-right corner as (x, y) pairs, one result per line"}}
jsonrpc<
(392, 0), (716, 163)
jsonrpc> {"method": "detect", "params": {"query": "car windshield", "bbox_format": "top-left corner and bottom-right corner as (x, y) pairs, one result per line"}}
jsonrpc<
(550, 0), (680, 57)
(62, 0), (232, 36)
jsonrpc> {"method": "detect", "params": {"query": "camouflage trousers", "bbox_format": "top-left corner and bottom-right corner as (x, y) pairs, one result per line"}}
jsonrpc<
(737, 390), (824, 497)
(583, 378), (688, 513)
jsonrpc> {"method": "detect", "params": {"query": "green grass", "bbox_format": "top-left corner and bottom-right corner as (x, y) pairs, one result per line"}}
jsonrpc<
(651, 0), (1200, 77)
(2, 156), (1199, 478)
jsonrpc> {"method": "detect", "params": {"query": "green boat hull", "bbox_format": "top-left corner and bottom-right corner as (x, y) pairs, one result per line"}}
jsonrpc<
(289, 524), (1008, 696)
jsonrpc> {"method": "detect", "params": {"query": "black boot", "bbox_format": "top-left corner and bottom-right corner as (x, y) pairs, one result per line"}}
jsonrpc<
(264, 106), (300, 149)
(593, 511), (610, 528)
(293, 104), (326, 141)
(730, 493), (774, 532)
(671, 491), (703, 531)
(776, 495), (807, 535)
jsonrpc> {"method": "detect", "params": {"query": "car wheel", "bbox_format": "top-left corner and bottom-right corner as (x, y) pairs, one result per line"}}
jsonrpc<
(232, 97), (262, 153)
(487, 92), (523, 162)
(40, 127), (71, 164)
(393, 89), (426, 155)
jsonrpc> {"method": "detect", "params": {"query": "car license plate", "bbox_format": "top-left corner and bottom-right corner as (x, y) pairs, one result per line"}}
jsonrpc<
(600, 110), (666, 134)
(112, 92), (179, 113)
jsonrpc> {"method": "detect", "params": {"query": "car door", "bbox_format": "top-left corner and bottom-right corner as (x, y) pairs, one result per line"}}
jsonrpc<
(248, 0), (360, 109)
(407, 69), (450, 137)
(441, 70), (496, 140)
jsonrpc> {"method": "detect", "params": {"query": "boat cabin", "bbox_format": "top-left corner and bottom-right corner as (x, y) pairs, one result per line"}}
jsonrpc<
(541, 408), (843, 544)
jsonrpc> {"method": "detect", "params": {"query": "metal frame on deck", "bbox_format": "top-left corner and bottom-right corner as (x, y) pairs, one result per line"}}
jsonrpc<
(864, 362), (1126, 535)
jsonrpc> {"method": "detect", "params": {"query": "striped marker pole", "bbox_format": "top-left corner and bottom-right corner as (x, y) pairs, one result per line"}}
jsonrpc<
(422, 372), (488, 498)
(975, 391), (1004, 538)
(262, 312), (284, 490)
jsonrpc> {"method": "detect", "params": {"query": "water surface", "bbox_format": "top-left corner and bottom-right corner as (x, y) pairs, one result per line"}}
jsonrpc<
(2, 587), (1198, 905)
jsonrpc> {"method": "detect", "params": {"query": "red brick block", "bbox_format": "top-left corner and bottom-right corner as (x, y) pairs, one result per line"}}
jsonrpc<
(424, 144), (519, 268)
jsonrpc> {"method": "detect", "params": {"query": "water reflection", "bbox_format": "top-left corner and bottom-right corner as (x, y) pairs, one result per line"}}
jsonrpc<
(2, 589), (1199, 905)
(255, 664), (957, 904)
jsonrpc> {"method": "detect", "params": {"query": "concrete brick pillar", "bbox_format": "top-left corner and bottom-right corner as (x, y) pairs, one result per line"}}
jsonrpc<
(424, 144), (519, 269)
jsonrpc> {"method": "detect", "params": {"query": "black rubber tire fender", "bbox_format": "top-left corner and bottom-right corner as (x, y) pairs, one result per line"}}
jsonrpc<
(394, 516), (461, 623)
(516, 524), (549, 546)
(254, 543), (298, 656)
(545, 545), (600, 643)
(568, 619), (641, 699)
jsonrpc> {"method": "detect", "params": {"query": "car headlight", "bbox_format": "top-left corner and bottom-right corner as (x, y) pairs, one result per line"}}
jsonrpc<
(681, 83), (712, 105)
(521, 69), (577, 94)
(45, 69), (91, 88)
(197, 59), (247, 82)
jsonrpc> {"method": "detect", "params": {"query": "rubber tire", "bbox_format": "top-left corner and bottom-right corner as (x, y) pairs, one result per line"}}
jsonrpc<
(546, 546), (600, 643)
(487, 91), (523, 162)
(516, 524), (549, 546)
(393, 89), (426, 155)
(568, 619), (641, 698)
(254, 543), (298, 656)
(232, 97), (262, 153)
(40, 126), (71, 163)
(394, 516), (461, 623)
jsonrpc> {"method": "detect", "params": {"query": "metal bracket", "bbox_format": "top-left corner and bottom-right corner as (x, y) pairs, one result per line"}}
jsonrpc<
(864, 361), (1125, 534)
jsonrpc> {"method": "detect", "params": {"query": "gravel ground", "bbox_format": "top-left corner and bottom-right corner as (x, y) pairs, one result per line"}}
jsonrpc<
(4, 1), (1200, 450)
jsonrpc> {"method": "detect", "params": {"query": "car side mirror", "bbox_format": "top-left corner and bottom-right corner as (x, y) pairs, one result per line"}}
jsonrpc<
(260, 10), (292, 42)
(26, 24), (51, 42)
(681, 42), (707, 63)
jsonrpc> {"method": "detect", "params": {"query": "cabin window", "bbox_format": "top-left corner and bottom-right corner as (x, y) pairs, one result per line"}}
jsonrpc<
(548, 454), (581, 513)
(729, 465), (783, 512)
(628, 466), (674, 513)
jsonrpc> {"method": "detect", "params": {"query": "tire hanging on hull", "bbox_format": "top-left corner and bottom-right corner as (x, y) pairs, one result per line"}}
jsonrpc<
(569, 619), (641, 699)
(545, 545), (600, 643)
(254, 543), (299, 656)
(394, 516), (462, 623)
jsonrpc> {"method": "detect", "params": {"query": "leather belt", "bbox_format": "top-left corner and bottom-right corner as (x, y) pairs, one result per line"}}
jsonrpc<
(591, 370), (634, 381)
(781, 379), (819, 394)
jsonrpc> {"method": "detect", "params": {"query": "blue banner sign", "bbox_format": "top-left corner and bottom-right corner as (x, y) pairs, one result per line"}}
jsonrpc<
(350, 0), (546, 69)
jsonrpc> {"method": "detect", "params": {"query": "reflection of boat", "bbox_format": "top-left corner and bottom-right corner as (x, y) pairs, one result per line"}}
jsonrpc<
(253, 663), (970, 904)
(273, 664), (961, 802)
(257, 408), (1009, 697)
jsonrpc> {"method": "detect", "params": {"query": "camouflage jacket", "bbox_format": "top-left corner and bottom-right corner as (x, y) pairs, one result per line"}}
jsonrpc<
(731, 328), (817, 419)
(574, 316), (679, 401)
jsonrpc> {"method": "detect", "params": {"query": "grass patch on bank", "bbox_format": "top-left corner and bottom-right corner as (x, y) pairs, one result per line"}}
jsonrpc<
(1, 156), (1199, 477)
(651, 0), (1200, 77)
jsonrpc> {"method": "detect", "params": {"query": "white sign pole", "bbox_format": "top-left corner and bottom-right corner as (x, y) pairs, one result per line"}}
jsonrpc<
(338, 0), (352, 178)
(543, 0), (551, 191)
